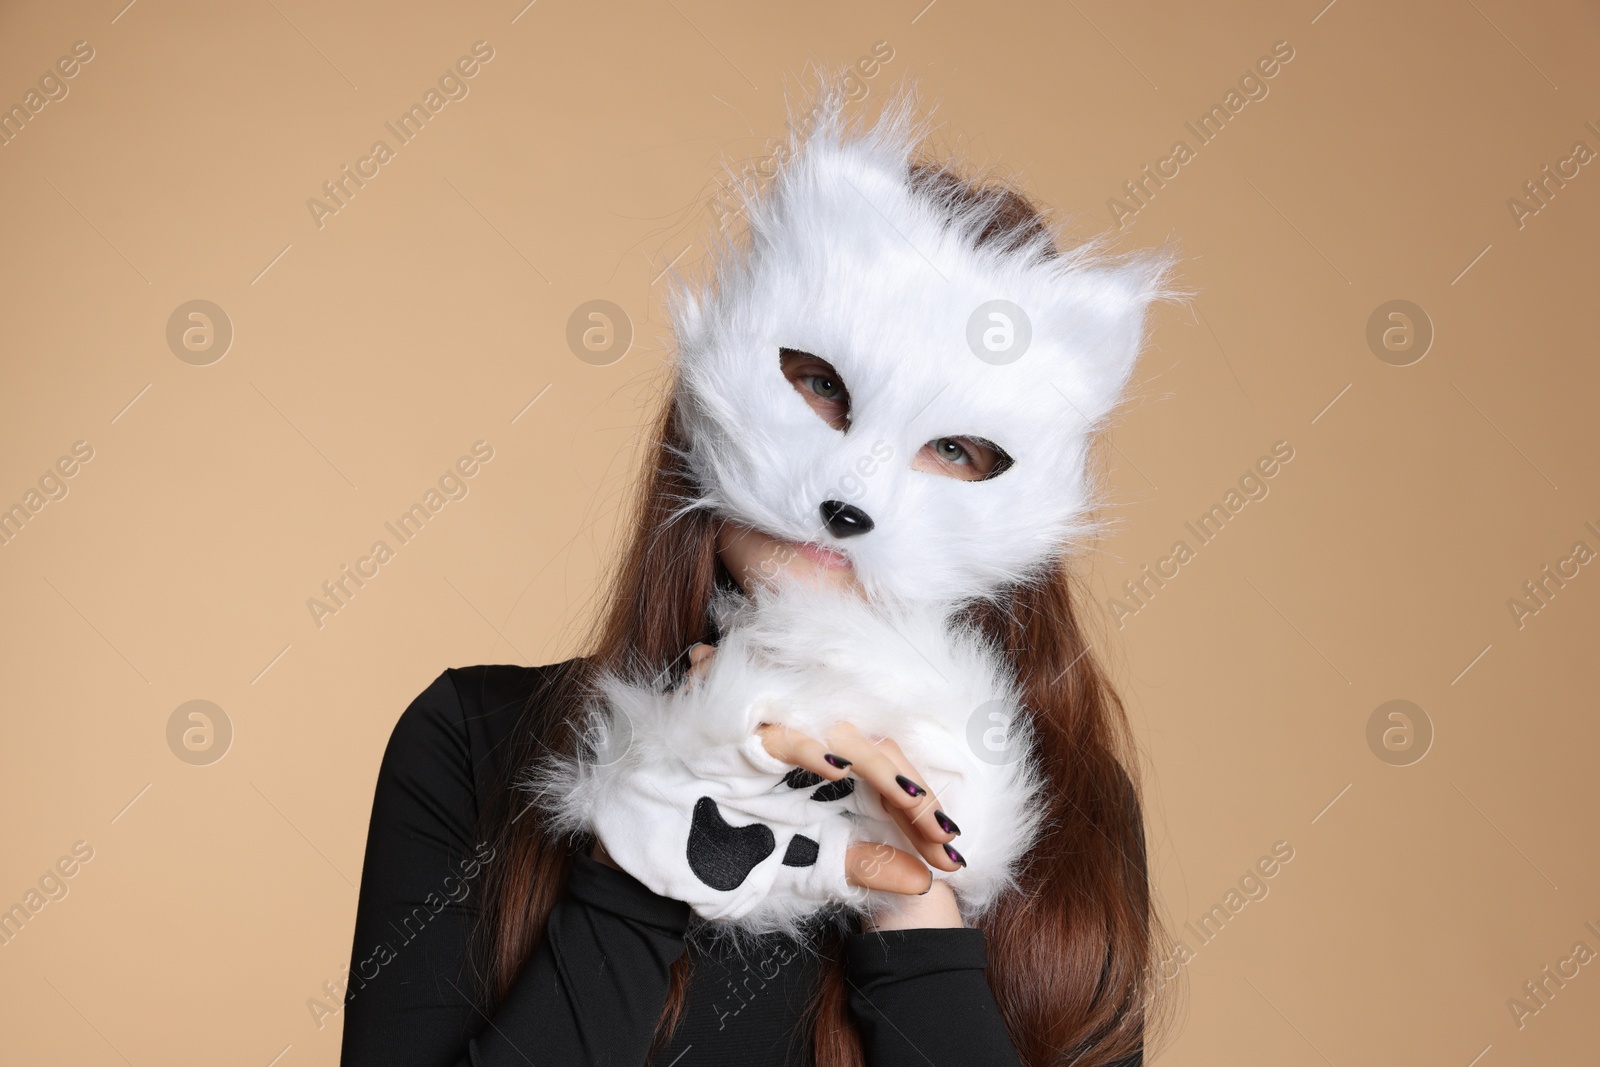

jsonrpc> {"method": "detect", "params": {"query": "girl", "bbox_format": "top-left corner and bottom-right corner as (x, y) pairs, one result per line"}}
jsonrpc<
(340, 79), (1175, 1067)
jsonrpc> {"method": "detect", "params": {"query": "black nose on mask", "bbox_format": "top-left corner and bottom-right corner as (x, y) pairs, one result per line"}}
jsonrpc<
(820, 500), (874, 538)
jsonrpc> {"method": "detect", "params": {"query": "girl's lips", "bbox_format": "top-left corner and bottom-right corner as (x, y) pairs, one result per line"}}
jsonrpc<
(791, 541), (851, 570)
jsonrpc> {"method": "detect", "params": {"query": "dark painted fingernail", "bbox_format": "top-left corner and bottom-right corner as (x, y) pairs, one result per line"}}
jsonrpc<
(824, 753), (852, 769)
(919, 869), (934, 895)
(934, 810), (960, 836)
(943, 843), (966, 867)
(895, 774), (925, 797)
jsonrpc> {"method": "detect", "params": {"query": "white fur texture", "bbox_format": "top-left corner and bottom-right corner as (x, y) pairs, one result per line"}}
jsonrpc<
(527, 578), (1050, 937)
(668, 76), (1177, 606)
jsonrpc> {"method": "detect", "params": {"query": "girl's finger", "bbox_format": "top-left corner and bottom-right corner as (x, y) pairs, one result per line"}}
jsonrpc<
(866, 732), (964, 849)
(844, 840), (933, 895)
(756, 722), (853, 779)
(818, 723), (961, 850)
(878, 781), (965, 872)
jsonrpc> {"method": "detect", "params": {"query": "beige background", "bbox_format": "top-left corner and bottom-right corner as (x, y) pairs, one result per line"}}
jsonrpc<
(2, 0), (1597, 1063)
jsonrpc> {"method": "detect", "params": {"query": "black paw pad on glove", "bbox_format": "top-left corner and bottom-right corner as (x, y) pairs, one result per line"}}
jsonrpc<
(782, 833), (820, 867)
(686, 795), (776, 890)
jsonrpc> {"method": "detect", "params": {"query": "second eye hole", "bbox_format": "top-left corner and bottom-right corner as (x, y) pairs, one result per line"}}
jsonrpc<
(777, 346), (1013, 482)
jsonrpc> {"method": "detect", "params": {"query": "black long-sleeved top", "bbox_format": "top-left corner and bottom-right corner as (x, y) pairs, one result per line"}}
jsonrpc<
(337, 663), (1048, 1065)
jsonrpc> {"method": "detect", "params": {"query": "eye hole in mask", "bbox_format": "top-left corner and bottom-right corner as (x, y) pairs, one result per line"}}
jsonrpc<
(779, 347), (852, 432)
(778, 346), (1013, 483)
(917, 435), (1013, 482)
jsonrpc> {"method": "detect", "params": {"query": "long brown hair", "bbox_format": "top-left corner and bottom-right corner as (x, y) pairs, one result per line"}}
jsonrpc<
(470, 155), (1178, 1067)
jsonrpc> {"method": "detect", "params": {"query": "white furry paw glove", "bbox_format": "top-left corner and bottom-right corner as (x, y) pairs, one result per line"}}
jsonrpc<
(716, 582), (1052, 928)
(529, 653), (872, 938)
(527, 580), (1050, 937)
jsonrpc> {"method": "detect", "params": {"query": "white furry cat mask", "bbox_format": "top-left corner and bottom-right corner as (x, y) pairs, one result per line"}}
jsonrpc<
(669, 84), (1175, 606)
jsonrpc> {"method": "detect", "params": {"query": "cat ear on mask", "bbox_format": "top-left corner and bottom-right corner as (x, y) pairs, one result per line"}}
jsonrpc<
(1043, 244), (1184, 433)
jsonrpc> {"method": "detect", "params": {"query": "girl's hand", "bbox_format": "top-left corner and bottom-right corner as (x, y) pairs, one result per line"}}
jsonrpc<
(689, 643), (967, 927)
